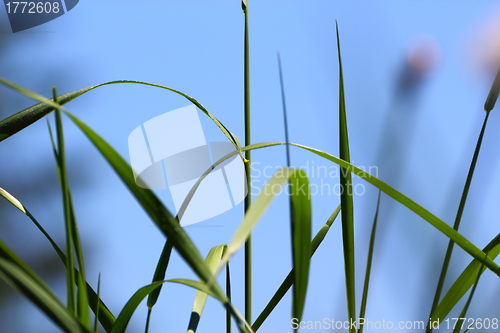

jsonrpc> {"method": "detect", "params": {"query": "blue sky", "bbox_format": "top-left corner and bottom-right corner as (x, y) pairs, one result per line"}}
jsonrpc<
(1, 1), (500, 332)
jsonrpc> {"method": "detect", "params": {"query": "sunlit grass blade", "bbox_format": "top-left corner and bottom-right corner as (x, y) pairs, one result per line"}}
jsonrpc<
(188, 245), (227, 333)
(0, 186), (117, 331)
(0, 257), (92, 333)
(252, 204), (341, 332)
(145, 239), (173, 333)
(0, 79), (243, 159)
(336, 22), (356, 331)
(166, 279), (251, 333)
(290, 169), (312, 325)
(214, 141), (500, 274)
(358, 192), (381, 333)
(218, 167), (304, 271)
(62, 111), (252, 333)
(427, 99), (492, 333)
(451, 250), (489, 333)
(430, 233), (500, 322)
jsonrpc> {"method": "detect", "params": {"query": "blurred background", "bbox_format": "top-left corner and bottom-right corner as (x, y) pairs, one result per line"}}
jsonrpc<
(1, 1), (500, 332)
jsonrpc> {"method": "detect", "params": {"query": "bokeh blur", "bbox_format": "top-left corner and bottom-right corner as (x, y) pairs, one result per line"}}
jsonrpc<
(1, 1), (500, 332)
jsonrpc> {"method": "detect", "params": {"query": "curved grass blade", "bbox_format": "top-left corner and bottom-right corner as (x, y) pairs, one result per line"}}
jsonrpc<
(0, 257), (92, 333)
(252, 204), (341, 332)
(0, 186), (117, 331)
(204, 141), (499, 274)
(358, 192), (381, 333)
(145, 239), (173, 333)
(63, 111), (252, 333)
(430, 233), (500, 322)
(290, 169), (312, 325)
(336, 22), (356, 331)
(187, 245), (227, 333)
(163, 278), (251, 333)
(0, 78), (243, 160)
(427, 110), (491, 333)
(109, 282), (163, 333)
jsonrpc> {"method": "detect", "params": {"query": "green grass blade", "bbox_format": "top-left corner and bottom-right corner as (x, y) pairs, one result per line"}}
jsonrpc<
(226, 261), (232, 333)
(430, 233), (500, 322)
(252, 204), (341, 332)
(0, 78), (243, 158)
(187, 244), (227, 333)
(0, 238), (53, 294)
(212, 141), (500, 274)
(242, 0), (252, 324)
(147, 240), (173, 309)
(167, 279), (251, 333)
(0, 186), (117, 332)
(336, 22), (356, 331)
(427, 110), (491, 333)
(94, 273), (101, 333)
(62, 111), (252, 333)
(0, 257), (92, 333)
(358, 192), (381, 333)
(53, 86), (91, 326)
(64, 111), (214, 284)
(109, 282), (163, 333)
(50, 87), (77, 315)
(218, 167), (302, 270)
(452, 265), (482, 333)
(145, 239), (173, 333)
(290, 169), (312, 325)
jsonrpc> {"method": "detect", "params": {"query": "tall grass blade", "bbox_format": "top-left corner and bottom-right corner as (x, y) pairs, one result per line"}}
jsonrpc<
(277, 53), (311, 326)
(427, 94), (492, 333)
(242, 0), (253, 324)
(290, 169), (312, 325)
(50, 87), (77, 315)
(336, 22), (356, 331)
(145, 239), (173, 333)
(451, 262), (483, 333)
(0, 257), (92, 333)
(226, 261), (232, 333)
(430, 232), (500, 322)
(277, 53), (291, 168)
(252, 204), (341, 332)
(187, 245), (227, 333)
(53, 86), (91, 326)
(358, 192), (381, 333)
